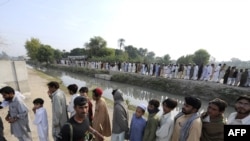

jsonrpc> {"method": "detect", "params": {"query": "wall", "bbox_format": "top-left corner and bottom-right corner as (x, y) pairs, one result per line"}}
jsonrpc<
(0, 61), (30, 93)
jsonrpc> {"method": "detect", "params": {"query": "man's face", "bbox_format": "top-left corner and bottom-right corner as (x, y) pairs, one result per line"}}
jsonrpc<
(80, 92), (88, 97)
(207, 103), (222, 118)
(92, 93), (97, 101)
(147, 104), (155, 110)
(75, 104), (89, 118)
(48, 86), (56, 94)
(182, 103), (195, 114)
(235, 99), (250, 115)
(162, 103), (172, 114)
(1, 93), (13, 101)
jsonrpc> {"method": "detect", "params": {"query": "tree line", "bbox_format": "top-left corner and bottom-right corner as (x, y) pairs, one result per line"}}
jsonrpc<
(24, 36), (230, 66)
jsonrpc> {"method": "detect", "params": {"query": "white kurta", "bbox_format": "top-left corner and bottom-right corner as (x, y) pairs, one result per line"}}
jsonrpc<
(0, 91), (25, 108)
(51, 89), (68, 140)
(192, 65), (199, 80)
(227, 112), (250, 125)
(156, 112), (174, 141)
(8, 96), (32, 139)
(212, 65), (221, 82)
(33, 107), (49, 141)
(67, 93), (80, 117)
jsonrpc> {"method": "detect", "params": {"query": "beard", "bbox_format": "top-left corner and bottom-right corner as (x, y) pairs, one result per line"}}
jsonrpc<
(236, 107), (250, 115)
(4, 97), (12, 101)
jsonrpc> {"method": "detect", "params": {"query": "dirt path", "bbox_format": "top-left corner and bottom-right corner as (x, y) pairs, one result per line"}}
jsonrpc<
(1, 68), (116, 141)
(1, 68), (54, 140)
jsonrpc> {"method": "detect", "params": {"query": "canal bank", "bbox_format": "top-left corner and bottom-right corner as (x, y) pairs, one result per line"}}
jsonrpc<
(47, 64), (250, 106)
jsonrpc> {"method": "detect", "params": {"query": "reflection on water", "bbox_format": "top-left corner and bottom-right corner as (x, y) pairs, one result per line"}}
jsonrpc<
(41, 68), (234, 118)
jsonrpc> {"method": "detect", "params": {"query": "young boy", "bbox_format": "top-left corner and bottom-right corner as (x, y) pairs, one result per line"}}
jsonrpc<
(143, 99), (160, 141)
(129, 103), (147, 141)
(156, 98), (178, 141)
(32, 98), (49, 141)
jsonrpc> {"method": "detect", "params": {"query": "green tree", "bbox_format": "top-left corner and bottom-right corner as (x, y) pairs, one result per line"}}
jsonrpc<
(144, 51), (155, 63)
(118, 38), (125, 50)
(192, 49), (210, 65)
(25, 38), (41, 60)
(37, 45), (54, 64)
(54, 49), (63, 61)
(62, 49), (70, 58)
(85, 36), (107, 57)
(163, 54), (171, 64)
(70, 48), (85, 56)
(124, 45), (139, 59)
(155, 57), (164, 64)
(138, 48), (148, 57)
(177, 55), (194, 64)
(97, 48), (115, 57)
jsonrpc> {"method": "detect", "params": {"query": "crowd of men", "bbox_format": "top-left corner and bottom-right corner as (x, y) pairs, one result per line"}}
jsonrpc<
(0, 81), (249, 141)
(60, 60), (250, 87)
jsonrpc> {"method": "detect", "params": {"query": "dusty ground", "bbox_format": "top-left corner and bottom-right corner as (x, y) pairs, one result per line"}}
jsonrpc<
(1, 68), (117, 141)
(1, 68), (55, 141)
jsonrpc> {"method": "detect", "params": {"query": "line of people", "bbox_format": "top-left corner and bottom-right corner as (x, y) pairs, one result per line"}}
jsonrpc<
(0, 82), (249, 141)
(59, 60), (250, 88)
(128, 95), (250, 141)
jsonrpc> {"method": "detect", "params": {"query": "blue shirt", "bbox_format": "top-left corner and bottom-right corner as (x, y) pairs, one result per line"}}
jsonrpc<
(129, 114), (147, 141)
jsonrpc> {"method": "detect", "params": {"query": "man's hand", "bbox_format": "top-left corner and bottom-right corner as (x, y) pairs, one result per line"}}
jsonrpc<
(5, 115), (10, 121)
(32, 107), (36, 114)
(47, 90), (52, 98)
(8, 117), (17, 123)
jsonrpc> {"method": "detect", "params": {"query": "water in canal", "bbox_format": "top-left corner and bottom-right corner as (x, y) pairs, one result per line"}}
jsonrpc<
(40, 67), (235, 119)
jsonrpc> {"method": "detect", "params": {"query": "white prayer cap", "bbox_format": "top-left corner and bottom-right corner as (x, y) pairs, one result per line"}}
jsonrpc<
(137, 103), (147, 111)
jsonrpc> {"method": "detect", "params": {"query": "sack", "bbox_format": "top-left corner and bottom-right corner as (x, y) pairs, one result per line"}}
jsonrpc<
(124, 128), (130, 140)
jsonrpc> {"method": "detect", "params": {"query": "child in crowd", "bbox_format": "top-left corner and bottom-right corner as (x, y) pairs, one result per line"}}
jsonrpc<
(143, 99), (160, 141)
(79, 86), (93, 124)
(32, 98), (49, 141)
(129, 103), (147, 141)
(156, 98), (178, 141)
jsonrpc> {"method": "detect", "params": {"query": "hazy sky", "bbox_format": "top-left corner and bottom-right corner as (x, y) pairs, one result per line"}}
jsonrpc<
(0, 0), (249, 61)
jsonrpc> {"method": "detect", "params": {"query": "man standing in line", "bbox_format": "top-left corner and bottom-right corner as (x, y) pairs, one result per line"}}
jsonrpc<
(111, 89), (129, 141)
(47, 81), (68, 141)
(143, 99), (160, 141)
(92, 87), (111, 141)
(227, 95), (250, 124)
(67, 84), (80, 117)
(79, 87), (93, 125)
(212, 64), (221, 82)
(0, 86), (32, 141)
(171, 96), (202, 141)
(218, 63), (226, 83)
(57, 96), (104, 141)
(200, 98), (228, 141)
(156, 98), (178, 141)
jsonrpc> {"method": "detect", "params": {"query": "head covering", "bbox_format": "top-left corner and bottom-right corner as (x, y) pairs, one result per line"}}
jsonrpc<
(184, 96), (201, 110)
(93, 87), (103, 96)
(112, 89), (124, 102)
(137, 103), (147, 111)
(74, 96), (88, 106)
